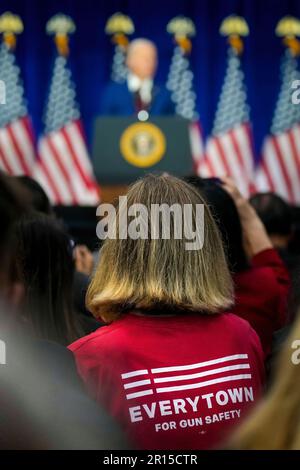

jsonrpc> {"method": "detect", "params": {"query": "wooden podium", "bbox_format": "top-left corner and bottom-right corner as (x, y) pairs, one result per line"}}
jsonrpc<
(92, 116), (193, 201)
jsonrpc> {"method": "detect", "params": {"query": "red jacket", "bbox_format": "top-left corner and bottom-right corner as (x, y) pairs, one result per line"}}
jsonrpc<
(69, 312), (264, 450)
(234, 248), (290, 356)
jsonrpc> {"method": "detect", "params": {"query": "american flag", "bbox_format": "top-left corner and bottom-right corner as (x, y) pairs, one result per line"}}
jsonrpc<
(33, 54), (99, 206)
(0, 42), (36, 175)
(105, 13), (134, 84)
(110, 41), (128, 84)
(189, 120), (205, 169)
(255, 49), (300, 204)
(166, 39), (205, 169)
(121, 354), (252, 401)
(198, 48), (255, 196)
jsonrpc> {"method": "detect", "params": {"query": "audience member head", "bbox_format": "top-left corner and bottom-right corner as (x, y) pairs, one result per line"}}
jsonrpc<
(126, 38), (158, 80)
(15, 213), (82, 344)
(229, 310), (300, 449)
(249, 192), (293, 249)
(87, 173), (233, 322)
(185, 176), (248, 273)
(16, 175), (53, 215)
(0, 172), (28, 303)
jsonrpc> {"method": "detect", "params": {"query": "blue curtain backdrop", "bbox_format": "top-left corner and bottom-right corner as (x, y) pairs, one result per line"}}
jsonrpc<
(1, 0), (300, 159)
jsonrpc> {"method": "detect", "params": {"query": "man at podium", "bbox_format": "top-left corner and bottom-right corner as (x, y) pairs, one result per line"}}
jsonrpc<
(100, 39), (175, 116)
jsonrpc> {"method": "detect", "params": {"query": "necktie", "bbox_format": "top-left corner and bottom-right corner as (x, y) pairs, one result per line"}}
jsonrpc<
(134, 90), (149, 112)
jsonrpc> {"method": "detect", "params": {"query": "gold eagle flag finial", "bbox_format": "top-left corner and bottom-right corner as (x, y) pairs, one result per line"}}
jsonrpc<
(276, 16), (300, 57)
(0, 11), (23, 50)
(46, 13), (76, 57)
(220, 15), (249, 55)
(105, 12), (134, 49)
(167, 16), (196, 54)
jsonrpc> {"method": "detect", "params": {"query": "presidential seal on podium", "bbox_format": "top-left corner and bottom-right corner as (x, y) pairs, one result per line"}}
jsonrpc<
(120, 122), (166, 168)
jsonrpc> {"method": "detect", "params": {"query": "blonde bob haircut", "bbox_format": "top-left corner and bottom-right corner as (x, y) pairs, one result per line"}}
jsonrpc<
(87, 174), (233, 322)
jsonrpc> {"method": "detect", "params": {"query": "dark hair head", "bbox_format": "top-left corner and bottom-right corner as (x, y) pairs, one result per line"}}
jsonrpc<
(16, 176), (52, 215)
(15, 213), (81, 345)
(0, 172), (29, 285)
(0, 172), (27, 245)
(249, 192), (293, 237)
(184, 176), (248, 273)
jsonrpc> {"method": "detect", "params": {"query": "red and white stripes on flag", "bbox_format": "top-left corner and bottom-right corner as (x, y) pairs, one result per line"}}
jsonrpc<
(198, 123), (254, 196)
(189, 121), (205, 171)
(34, 120), (99, 206)
(255, 49), (300, 203)
(255, 124), (300, 204)
(0, 116), (36, 176)
(121, 353), (252, 401)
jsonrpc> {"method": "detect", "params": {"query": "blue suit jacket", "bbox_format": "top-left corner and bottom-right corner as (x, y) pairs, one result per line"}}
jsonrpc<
(100, 81), (175, 116)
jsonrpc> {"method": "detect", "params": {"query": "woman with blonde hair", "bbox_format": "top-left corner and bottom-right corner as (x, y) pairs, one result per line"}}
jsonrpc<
(69, 174), (265, 450)
(229, 313), (300, 450)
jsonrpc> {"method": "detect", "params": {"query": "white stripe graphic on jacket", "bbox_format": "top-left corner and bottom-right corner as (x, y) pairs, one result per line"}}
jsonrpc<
(121, 354), (251, 400)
